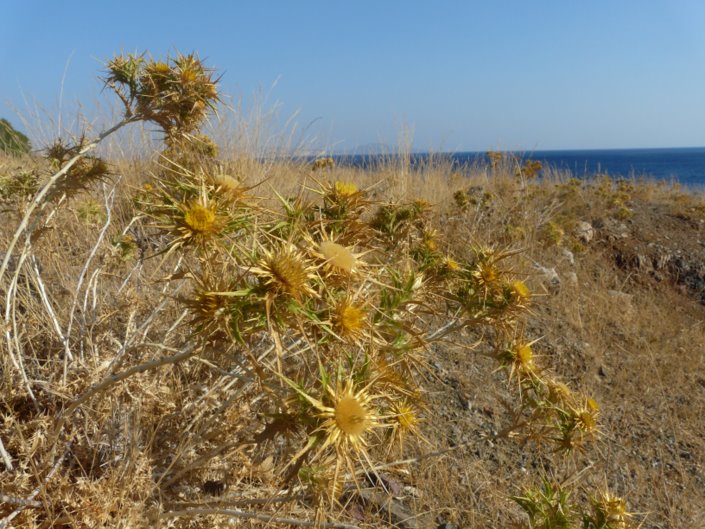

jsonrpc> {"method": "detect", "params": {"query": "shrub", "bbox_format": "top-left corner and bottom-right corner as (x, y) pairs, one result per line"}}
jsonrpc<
(0, 118), (31, 155)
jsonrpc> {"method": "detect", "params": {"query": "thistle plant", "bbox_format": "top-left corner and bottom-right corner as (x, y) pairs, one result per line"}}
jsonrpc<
(513, 480), (636, 529)
(0, 50), (639, 529)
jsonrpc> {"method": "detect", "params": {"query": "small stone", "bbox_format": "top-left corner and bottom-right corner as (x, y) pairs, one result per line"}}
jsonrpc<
(437, 523), (460, 529)
(543, 267), (561, 294)
(561, 247), (575, 266)
(574, 221), (594, 243)
(636, 254), (652, 271)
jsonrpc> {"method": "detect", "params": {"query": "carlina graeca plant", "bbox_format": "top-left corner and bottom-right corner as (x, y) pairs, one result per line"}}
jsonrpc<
(0, 51), (639, 528)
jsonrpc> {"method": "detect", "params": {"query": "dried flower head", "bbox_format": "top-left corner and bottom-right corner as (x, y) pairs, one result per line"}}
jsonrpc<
(212, 173), (245, 199)
(252, 244), (316, 300)
(589, 489), (634, 529)
(318, 240), (359, 274)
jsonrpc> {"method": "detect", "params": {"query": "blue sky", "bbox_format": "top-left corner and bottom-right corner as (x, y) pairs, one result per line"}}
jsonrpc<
(2, 0), (705, 151)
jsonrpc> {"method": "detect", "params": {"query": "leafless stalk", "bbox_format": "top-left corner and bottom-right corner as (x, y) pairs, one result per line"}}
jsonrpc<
(64, 180), (119, 362)
(0, 436), (13, 471)
(29, 254), (67, 347)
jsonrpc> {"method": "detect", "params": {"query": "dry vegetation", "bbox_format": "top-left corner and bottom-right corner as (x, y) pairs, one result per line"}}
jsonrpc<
(1, 52), (704, 529)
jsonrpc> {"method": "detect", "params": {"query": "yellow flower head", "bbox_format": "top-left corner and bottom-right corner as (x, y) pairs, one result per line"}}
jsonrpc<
(184, 203), (216, 233)
(332, 298), (366, 340)
(574, 398), (600, 433)
(302, 378), (382, 457)
(252, 244), (316, 300)
(443, 257), (461, 272)
(547, 380), (574, 405)
(514, 343), (534, 370)
(592, 490), (633, 529)
(151, 61), (171, 76)
(334, 181), (358, 197)
(510, 280), (531, 301)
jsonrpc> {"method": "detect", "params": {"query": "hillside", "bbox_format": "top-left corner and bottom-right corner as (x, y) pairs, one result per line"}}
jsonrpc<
(2, 146), (704, 528)
(1, 52), (704, 529)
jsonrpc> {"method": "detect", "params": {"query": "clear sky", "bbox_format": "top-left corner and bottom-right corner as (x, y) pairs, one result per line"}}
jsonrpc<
(2, 0), (705, 152)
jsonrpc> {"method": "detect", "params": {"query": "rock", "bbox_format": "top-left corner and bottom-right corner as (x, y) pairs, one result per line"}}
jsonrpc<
(538, 266), (561, 294)
(574, 221), (594, 243)
(561, 248), (575, 266)
(357, 489), (421, 529)
(636, 254), (653, 271)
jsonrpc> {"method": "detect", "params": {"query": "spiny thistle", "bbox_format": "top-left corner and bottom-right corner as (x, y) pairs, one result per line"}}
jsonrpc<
(584, 489), (635, 529)
(173, 199), (224, 247)
(334, 181), (357, 197)
(317, 240), (360, 275)
(211, 172), (247, 202)
(45, 139), (110, 201)
(105, 51), (220, 138)
(502, 340), (541, 384)
(387, 399), (426, 454)
(312, 157), (335, 171)
(572, 398), (600, 434)
(252, 244), (317, 300)
(513, 479), (574, 529)
(554, 397), (601, 453)
(331, 297), (367, 342)
(317, 180), (370, 242)
(285, 375), (389, 499)
(181, 271), (248, 337)
(509, 280), (531, 303)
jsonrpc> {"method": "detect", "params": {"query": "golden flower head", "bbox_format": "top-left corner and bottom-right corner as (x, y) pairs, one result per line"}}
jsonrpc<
(574, 398), (600, 433)
(294, 377), (383, 459)
(475, 262), (499, 287)
(332, 298), (367, 340)
(547, 380), (574, 405)
(444, 257), (461, 271)
(184, 203), (216, 233)
(334, 181), (358, 197)
(252, 244), (316, 300)
(591, 490), (633, 529)
(172, 200), (225, 247)
(514, 343), (534, 369)
(510, 280), (530, 301)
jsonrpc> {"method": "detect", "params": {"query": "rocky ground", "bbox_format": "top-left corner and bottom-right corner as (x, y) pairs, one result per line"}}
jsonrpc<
(349, 190), (705, 529)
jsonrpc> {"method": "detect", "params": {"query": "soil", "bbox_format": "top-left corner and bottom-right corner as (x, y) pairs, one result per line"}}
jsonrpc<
(371, 197), (705, 529)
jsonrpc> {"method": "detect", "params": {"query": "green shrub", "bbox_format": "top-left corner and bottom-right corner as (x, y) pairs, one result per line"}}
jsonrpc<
(0, 118), (31, 155)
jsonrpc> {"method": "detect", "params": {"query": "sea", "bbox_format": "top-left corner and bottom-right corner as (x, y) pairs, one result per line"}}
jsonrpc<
(334, 147), (705, 189)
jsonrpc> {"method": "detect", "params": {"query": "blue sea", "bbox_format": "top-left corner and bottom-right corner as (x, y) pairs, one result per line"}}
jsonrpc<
(335, 147), (705, 188)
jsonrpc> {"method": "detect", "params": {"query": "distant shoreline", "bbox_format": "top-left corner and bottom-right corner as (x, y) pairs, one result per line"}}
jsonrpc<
(325, 147), (705, 187)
